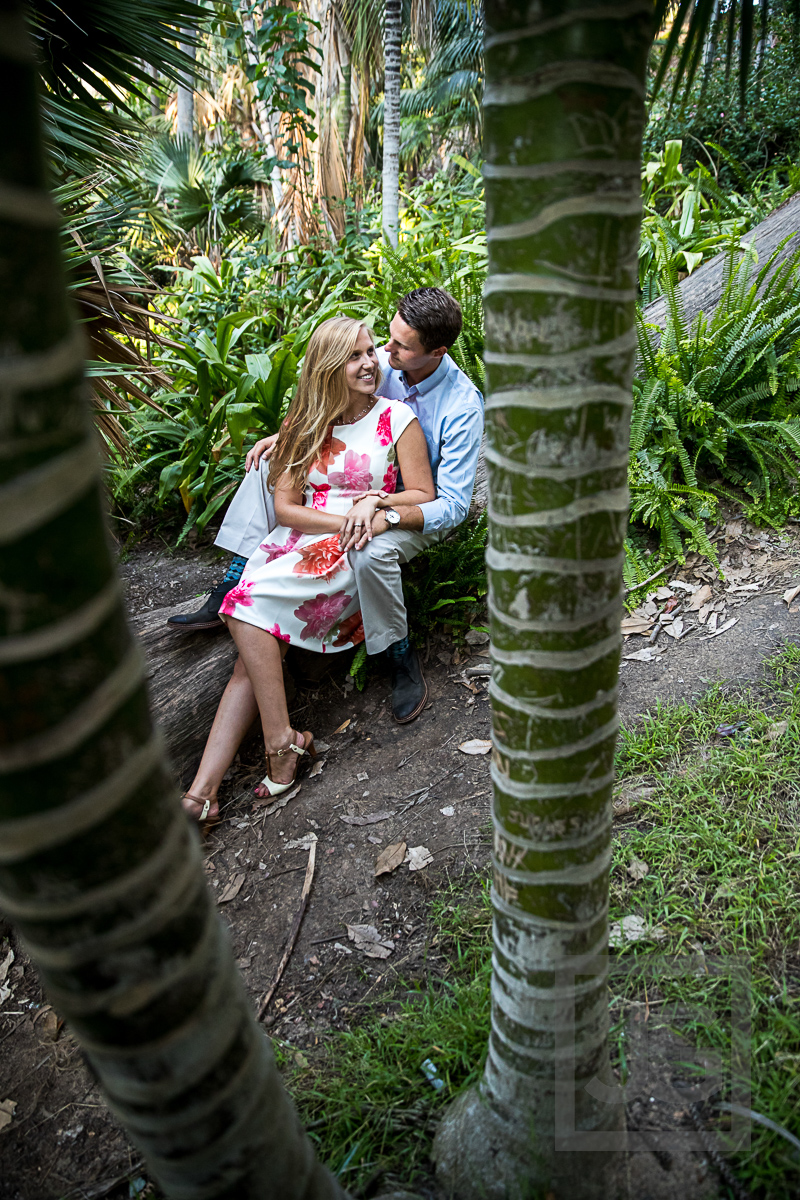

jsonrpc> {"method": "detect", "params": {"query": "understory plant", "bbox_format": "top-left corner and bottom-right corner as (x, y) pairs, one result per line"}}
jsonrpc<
(630, 235), (800, 561)
(638, 138), (780, 304)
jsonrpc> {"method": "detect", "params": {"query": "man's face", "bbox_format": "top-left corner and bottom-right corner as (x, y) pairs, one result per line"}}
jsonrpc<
(385, 312), (443, 375)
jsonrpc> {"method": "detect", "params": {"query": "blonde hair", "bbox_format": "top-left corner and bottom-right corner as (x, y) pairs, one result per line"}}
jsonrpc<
(269, 316), (382, 492)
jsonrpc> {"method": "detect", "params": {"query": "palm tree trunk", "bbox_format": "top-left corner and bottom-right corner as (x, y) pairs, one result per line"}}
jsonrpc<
(176, 34), (196, 141)
(382, 0), (401, 246)
(433, 2), (653, 1196)
(338, 59), (352, 170)
(239, 0), (285, 212)
(0, 8), (346, 1198)
(148, 61), (161, 118)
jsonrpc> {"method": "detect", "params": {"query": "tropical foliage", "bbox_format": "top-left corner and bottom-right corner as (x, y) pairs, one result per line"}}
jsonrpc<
(627, 236), (800, 585)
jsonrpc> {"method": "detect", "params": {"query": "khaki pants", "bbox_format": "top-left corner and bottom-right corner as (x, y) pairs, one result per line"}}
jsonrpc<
(215, 466), (443, 654)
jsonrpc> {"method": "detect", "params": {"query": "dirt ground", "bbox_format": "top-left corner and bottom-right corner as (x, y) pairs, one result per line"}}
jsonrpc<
(2, 516), (800, 1200)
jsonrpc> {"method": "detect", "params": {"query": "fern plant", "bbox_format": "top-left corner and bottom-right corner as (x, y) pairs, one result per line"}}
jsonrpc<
(632, 233), (800, 558)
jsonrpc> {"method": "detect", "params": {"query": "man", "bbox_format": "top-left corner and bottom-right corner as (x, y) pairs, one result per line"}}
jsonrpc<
(167, 287), (484, 723)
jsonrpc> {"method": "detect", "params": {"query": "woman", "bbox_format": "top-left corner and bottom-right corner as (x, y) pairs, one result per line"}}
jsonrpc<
(182, 316), (435, 826)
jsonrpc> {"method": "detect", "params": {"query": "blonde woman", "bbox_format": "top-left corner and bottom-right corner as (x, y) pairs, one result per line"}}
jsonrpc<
(182, 316), (436, 828)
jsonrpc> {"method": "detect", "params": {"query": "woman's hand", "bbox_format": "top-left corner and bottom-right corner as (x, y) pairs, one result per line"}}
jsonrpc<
(339, 496), (381, 552)
(245, 433), (279, 471)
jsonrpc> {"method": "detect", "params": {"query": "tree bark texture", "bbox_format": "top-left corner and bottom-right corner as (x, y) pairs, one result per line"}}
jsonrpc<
(433, 2), (653, 1197)
(643, 189), (800, 336)
(176, 35), (196, 141)
(338, 60), (352, 169)
(0, 8), (346, 1198)
(382, 0), (401, 246)
(132, 604), (237, 781)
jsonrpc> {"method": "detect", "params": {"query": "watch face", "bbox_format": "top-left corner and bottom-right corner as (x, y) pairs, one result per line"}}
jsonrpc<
(386, 508), (400, 525)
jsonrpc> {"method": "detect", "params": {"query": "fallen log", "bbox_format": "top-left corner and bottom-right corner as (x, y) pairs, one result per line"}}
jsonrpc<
(642, 190), (800, 334)
(131, 600), (237, 782)
(131, 599), (345, 781)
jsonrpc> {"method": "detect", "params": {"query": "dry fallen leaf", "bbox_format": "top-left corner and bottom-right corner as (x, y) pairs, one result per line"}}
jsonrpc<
(284, 832), (318, 850)
(406, 845), (434, 872)
(783, 585), (800, 606)
(623, 648), (663, 663)
(39, 1010), (60, 1042)
(687, 584), (713, 611)
(333, 719), (351, 734)
(356, 771), (369, 782)
(608, 915), (666, 949)
(0, 1099), (17, 1134)
(459, 739), (491, 755)
(308, 759), (325, 778)
(374, 841), (407, 877)
(627, 857), (650, 882)
(706, 616), (738, 639)
(621, 617), (654, 636)
(346, 924), (394, 958)
(465, 629), (490, 645)
(339, 810), (396, 826)
(613, 797), (632, 818)
(218, 871), (246, 904)
(766, 720), (789, 741)
(663, 616), (684, 640)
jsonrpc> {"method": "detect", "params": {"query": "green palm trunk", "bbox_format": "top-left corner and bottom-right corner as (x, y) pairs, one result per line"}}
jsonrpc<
(0, 7), (346, 1198)
(434, 2), (653, 1196)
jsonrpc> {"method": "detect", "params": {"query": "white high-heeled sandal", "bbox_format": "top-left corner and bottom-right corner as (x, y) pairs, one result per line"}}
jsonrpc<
(183, 792), (219, 834)
(259, 730), (316, 797)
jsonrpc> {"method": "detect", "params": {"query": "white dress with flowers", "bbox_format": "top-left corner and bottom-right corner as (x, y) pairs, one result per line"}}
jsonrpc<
(220, 398), (416, 653)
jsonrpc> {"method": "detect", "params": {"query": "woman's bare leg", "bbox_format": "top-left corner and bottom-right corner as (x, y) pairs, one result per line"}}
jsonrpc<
(182, 654), (259, 820)
(227, 618), (310, 795)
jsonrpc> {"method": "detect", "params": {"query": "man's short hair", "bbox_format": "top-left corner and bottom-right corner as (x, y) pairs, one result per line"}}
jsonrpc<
(397, 287), (463, 352)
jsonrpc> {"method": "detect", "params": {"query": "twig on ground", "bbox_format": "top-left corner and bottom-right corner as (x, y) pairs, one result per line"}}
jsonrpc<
(258, 840), (316, 1020)
(624, 560), (678, 596)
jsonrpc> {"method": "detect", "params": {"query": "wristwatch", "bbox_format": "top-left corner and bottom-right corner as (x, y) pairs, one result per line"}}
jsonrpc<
(384, 507), (400, 526)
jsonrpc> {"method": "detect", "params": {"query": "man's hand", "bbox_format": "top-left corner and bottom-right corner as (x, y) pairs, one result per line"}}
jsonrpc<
(245, 433), (279, 472)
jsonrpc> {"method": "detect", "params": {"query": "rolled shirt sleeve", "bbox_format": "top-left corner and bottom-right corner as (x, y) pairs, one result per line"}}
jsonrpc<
(419, 402), (484, 534)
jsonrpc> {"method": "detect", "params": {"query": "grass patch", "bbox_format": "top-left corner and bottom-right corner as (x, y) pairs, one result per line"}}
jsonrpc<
(613, 645), (800, 1197)
(282, 650), (800, 1197)
(283, 881), (492, 1195)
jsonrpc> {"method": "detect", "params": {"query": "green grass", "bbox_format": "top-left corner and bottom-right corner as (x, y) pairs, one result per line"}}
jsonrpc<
(281, 649), (800, 1198)
(613, 645), (800, 1197)
(283, 882), (493, 1195)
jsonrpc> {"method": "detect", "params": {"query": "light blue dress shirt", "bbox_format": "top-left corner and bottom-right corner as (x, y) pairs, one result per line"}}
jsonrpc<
(375, 347), (484, 534)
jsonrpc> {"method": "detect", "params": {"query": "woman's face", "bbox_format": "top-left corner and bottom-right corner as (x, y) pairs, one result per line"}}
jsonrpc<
(344, 327), (378, 398)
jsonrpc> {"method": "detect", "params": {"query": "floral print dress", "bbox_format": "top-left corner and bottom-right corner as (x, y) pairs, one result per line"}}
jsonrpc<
(220, 398), (416, 653)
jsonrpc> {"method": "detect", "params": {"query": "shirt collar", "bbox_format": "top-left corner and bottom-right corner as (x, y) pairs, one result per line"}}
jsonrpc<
(399, 355), (450, 398)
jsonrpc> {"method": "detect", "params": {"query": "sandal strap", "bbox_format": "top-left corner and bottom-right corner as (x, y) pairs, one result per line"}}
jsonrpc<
(272, 732), (307, 759)
(184, 793), (213, 822)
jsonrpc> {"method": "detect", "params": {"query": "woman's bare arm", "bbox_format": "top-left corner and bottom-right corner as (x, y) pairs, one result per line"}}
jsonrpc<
(339, 418), (436, 549)
(273, 476), (342, 535)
